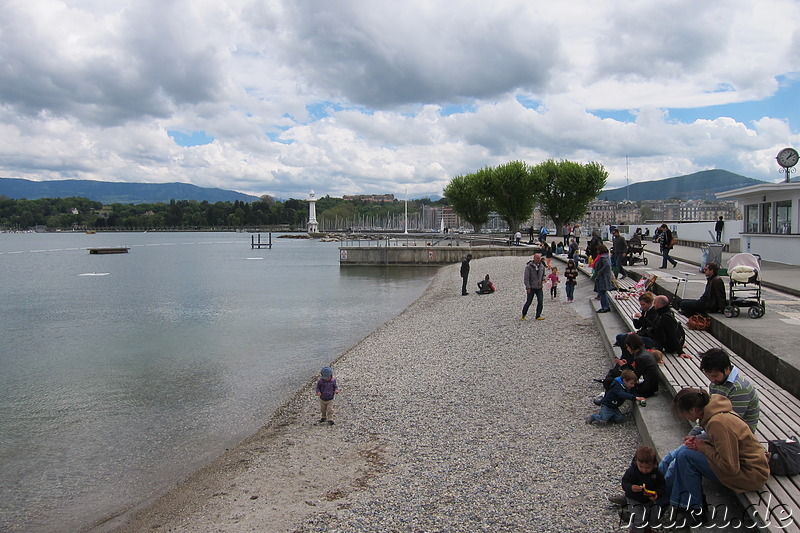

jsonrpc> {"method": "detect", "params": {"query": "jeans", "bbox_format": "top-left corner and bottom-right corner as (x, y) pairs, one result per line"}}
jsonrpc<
(522, 288), (544, 318)
(565, 283), (575, 301)
(613, 253), (627, 278)
(659, 445), (720, 510)
(661, 248), (677, 268)
(598, 290), (610, 310)
(591, 405), (624, 424)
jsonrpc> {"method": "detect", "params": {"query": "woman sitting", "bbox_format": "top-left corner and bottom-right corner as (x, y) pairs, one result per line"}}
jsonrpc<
(659, 388), (769, 526)
(477, 274), (496, 294)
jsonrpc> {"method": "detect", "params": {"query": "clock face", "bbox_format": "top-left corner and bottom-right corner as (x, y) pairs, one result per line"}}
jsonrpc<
(777, 147), (799, 168)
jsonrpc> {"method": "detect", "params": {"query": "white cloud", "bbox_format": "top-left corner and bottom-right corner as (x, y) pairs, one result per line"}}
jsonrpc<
(0, 0), (798, 200)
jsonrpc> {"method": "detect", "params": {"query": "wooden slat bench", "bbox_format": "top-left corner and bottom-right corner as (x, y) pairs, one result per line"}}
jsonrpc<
(606, 277), (800, 532)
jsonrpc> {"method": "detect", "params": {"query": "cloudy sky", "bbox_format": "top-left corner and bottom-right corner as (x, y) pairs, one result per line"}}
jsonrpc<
(1, 0), (799, 200)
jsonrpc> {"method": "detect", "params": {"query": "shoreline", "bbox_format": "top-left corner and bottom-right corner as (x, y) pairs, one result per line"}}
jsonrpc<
(102, 255), (641, 532)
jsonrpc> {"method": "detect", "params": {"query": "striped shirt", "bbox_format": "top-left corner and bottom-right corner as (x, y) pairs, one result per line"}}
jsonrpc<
(710, 366), (760, 433)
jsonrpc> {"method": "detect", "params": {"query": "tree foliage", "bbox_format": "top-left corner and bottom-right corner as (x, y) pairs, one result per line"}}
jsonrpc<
(480, 161), (537, 233)
(530, 159), (608, 232)
(443, 172), (492, 233)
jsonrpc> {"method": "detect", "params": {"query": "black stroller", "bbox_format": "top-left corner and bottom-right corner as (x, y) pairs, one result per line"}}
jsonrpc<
(723, 253), (765, 318)
(625, 237), (648, 266)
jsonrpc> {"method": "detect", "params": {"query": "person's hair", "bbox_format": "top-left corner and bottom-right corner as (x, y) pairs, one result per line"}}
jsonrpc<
(699, 348), (731, 374)
(625, 333), (644, 352)
(671, 388), (710, 419)
(620, 369), (637, 382)
(597, 244), (609, 254)
(485, 274), (490, 280)
(650, 349), (664, 365)
(466, 254), (473, 259)
(567, 259), (575, 266)
(705, 262), (719, 275)
(638, 292), (655, 304)
(551, 267), (558, 272)
(635, 445), (657, 465)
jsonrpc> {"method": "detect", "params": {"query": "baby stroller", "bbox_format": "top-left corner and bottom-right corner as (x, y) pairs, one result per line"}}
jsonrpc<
(626, 237), (648, 266)
(724, 253), (765, 318)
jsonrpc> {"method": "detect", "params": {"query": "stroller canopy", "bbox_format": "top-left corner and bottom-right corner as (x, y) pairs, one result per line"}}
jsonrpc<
(728, 253), (760, 283)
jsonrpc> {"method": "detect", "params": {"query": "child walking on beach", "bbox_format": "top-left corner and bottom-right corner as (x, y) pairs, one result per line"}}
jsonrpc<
(564, 259), (578, 302)
(316, 366), (340, 425)
(586, 369), (644, 425)
(547, 267), (560, 299)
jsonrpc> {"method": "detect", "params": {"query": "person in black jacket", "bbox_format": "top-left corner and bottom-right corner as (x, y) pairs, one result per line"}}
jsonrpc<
(627, 334), (659, 398)
(639, 295), (684, 354)
(622, 445), (667, 533)
(679, 262), (726, 316)
(460, 254), (472, 295)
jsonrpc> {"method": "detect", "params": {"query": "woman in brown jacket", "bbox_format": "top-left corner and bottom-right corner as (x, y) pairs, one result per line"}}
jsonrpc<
(659, 388), (769, 525)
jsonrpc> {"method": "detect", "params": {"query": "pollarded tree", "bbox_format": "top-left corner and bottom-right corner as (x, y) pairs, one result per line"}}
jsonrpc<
(443, 172), (493, 233)
(480, 161), (537, 234)
(530, 159), (607, 235)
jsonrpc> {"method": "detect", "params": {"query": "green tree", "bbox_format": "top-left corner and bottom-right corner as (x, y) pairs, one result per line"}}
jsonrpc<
(530, 159), (607, 234)
(443, 172), (492, 233)
(481, 161), (537, 233)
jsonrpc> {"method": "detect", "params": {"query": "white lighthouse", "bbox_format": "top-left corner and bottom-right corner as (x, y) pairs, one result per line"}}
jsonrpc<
(307, 190), (318, 234)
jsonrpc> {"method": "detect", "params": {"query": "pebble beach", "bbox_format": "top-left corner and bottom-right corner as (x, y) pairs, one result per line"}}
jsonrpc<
(108, 255), (641, 533)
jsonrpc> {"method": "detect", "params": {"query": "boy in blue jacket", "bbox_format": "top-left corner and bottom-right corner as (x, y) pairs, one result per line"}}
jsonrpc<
(586, 370), (644, 425)
(316, 366), (340, 425)
(621, 445), (667, 533)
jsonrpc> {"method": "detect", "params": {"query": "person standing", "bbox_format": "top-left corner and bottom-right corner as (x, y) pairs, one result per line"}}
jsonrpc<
(521, 253), (546, 320)
(658, 224), (677, 269)
(562, 223), (571, 246)
(611, 227), (628, 279)
(316, 366), (340, 425)
(715, 216), (724, 242)
(594, 244), (614, 313)
(460, 254), (472, 296)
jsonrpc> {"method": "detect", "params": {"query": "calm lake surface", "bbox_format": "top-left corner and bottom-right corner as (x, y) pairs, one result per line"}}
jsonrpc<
(0, 232), (436, 532)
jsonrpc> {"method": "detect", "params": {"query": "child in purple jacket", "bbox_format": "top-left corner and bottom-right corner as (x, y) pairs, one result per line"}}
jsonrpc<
(316, 366), (340, 425)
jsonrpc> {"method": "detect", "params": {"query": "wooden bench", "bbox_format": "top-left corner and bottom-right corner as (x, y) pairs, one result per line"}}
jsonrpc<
(607, 276), (800, 532)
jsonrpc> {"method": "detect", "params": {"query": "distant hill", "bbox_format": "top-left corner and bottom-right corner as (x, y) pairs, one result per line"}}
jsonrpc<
(0, 177), (260, 204)
(599, 169), (765, 202)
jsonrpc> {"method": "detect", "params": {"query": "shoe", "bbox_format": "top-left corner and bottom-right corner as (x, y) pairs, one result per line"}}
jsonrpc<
(597, 308), (610, 313)
(536, 316), (545, 320)
(672, 263), (677, 268)
(593, 396), (603, 406)
(608, 494), (627, 506)
(462, 292), (469, 296)
(592, 378), (604, 383)
(585, 415), (594, 424)
(319, 418), (327, 423)
(328, 420), (335, 425)
(521, 315), (527, 321)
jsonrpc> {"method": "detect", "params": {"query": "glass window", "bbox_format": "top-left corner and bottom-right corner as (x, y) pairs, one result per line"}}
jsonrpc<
(776, 200), (792, 234)
(745, 204), (758, 233)
(760, 203), (772, 233)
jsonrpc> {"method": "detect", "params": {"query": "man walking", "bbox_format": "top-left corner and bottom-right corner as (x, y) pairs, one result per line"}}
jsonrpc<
(460, 254), (472, 296)
(521, 253), (546, 320)
(611, 227), (628, 279)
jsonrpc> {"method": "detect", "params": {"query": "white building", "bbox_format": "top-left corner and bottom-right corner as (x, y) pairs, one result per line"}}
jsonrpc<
(717, 181), (800, 264)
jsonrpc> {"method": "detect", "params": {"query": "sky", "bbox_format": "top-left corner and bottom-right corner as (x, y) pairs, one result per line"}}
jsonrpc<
(1, 0), (799, 200)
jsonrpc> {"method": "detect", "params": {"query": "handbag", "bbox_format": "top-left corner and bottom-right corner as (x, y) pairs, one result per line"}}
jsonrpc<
(688, 314), (711, 331)
(768, 437), (800, 476)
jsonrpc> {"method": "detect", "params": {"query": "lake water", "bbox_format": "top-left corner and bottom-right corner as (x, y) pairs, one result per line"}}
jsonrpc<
(0, 232), (436, 532)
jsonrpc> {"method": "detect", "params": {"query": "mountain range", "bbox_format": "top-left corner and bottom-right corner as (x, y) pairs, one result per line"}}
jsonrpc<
(0, 178), (260, 204)
(0, 169), (769, 205)
(598, 169), (765, 202)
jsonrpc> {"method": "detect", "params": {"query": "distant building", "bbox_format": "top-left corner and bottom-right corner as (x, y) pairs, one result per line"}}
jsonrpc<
(343, 194), (395, 203)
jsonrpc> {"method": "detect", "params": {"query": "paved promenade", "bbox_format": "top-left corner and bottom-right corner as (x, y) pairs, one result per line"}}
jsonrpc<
(632, 243), (800, 400)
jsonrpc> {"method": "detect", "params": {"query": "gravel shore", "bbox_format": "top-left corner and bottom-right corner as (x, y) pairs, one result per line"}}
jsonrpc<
(108, 255), (641, 533)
